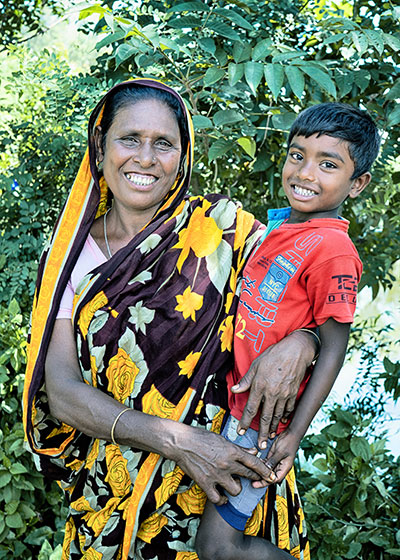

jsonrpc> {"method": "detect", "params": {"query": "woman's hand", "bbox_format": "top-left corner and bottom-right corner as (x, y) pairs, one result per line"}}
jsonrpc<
(167, 424), (272, 505)
(231, 330), (317, 448)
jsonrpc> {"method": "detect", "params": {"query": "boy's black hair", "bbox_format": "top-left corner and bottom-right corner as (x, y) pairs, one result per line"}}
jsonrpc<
(288, 103), (380, 179)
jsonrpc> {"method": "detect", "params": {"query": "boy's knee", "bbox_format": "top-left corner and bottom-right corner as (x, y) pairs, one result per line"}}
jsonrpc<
(196, 523), (234, 560)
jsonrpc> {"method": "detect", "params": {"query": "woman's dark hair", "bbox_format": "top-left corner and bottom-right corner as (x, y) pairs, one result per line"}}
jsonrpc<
(288, 102), (381, 179)
(100, 84), (189, 161)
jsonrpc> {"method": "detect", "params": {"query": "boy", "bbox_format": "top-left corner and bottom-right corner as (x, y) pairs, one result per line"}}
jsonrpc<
(195, 103), (380, 560)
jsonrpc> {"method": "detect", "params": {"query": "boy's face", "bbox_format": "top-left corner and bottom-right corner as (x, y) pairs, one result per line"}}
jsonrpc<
(282, 134), (371, 222)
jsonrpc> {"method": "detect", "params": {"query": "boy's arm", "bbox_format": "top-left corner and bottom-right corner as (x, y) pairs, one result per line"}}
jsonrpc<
(257, 317), (350, 485)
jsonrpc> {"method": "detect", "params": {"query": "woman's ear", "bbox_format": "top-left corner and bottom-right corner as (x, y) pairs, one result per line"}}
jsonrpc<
(94, 125), (104, 163)
(349, 172), (371, 199)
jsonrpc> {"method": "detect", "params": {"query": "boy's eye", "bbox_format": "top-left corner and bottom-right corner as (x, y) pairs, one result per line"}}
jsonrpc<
(321, 161), (337, 169)
(290, 151), (303, 161)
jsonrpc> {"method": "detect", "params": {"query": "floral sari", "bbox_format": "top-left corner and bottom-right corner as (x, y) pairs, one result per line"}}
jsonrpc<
(23, 79), (310, 559)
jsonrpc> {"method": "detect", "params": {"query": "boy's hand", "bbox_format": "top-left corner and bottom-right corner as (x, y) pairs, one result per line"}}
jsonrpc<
(231, 330), (316, 447)
(252, 429), (301, 488)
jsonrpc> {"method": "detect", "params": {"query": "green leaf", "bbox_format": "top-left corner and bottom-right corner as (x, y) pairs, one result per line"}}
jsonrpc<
(104, 12), (114, 32)
(192, 115), (213, 129)
(208, 21), (240, 41)
(79, 5), (108, 20)
(244, 61), (264, 95)
(350, 436), (371, 462)
(236, 136), (256, 158)
(0, 471), (12, 488)
(387, 105), (400, 127)
(5, 512), (24, 529)
(322, 32), (346, 45)
(233, 41), (251, 63)
(208, 139), (232, 162)
(285, 66), (304, 99)
(167, 1), (210, 12)
(213, 109), (243, 127)
(384, 32), (400, 52)
(215, 8), (253, 31)
(252, 39), (272, 61)
(95, 30), (126, 51)
(300, 65), (336, 97)
(271, 111), (297, 131)
(272, 51), (304, 63)
(228, 62), (244, 86)
(264, 63), (284, 100)
(115, 44), (136, 68)
(313, 457), (328, 471)
(351, 31), (369, 55)
(353, 69), (371, 91)
(344, 542), (362, 559)
(169, 16), (201, 29)
(335, 70), (354, 97)
(203, 67), (225, 86)
(198, 37), (216, 55)
(364, 29), (384, 56)
(386, 551), (400, 557)
(9, 463), (28, 475)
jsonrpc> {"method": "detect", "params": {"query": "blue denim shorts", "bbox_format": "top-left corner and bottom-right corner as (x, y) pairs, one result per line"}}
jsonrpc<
(215, 414), (273, 530)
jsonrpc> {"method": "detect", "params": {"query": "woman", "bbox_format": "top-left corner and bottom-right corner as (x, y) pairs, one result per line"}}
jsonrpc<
(23, 79), (313, 559)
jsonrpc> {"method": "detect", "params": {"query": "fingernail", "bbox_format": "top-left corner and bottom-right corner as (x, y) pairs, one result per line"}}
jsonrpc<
(281, 418), (288, 423)
(268, 472), (276, 481)
(270, 432), (276, 439)
(260, 441), (267, 449)
(238, 429), (245, 436)
(231, 385), (239, 391)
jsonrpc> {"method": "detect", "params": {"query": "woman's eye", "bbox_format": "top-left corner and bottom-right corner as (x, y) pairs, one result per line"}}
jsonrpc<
(156, 140), (172, 149)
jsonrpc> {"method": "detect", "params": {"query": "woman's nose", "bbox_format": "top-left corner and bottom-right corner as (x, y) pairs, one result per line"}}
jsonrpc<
(133, 142), (155, 167)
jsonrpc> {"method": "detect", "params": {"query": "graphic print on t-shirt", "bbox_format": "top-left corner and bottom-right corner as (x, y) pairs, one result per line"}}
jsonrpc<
(237, 231), (323, 351)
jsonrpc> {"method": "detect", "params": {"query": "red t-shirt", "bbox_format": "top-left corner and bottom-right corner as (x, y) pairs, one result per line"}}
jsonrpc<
(227, 216), (362, 432)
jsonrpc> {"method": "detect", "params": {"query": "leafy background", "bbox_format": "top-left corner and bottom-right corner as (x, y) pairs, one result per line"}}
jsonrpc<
(0, 0), (399, 558)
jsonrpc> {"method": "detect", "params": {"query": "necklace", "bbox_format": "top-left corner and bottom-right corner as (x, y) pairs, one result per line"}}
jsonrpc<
(103, 208), (113, 259)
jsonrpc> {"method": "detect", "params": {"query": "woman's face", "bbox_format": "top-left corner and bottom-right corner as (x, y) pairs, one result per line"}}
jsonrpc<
(96, 98), (182, 219)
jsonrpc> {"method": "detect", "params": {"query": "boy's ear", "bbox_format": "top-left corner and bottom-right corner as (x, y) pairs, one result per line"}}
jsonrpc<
(94, 126), (104, 163)
(349, 172), (371, 199)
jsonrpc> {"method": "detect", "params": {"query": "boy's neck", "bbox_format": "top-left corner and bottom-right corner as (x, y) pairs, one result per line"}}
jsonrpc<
(286, 207), (340, 224)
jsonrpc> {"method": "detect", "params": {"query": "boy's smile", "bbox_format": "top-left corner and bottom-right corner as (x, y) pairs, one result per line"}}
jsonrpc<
(282, 133), (370, 223)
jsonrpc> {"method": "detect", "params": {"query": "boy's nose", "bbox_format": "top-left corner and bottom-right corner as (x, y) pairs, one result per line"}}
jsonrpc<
(297, 161), (316, 181)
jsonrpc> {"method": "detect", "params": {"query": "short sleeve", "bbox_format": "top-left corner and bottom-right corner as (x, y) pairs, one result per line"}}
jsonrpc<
(56, 280), (76, 319)
(305, 255), (362, 325)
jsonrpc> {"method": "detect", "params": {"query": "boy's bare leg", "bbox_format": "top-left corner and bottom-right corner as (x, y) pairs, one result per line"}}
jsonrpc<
(196, 500), (295, 560)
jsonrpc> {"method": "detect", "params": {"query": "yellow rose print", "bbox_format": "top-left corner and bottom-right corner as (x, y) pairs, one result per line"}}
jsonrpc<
(155, 465), (185, 508)
(85, 439), (99, 470)
(276, 494), (290, 550)
(78, 291), (108, 338)
(62, 517), (76, 560)
(82, 547), (103, 559)
(105, 446), (131, 497)
(106, 348), (139, 403)
(244, 502), (262, 536)
(83, 497), (120, 537)
(175, 286), (203, 321)
(177, 351), (202, 378)
(219, 315), (234, 352)
(173, 203), (223, 273)
(137, 512), (169, 543)
(175, 551), (199, 559)
(211, 408), (225, 434)
(142, 384), (175, 418)
(176, 483), (206, 515)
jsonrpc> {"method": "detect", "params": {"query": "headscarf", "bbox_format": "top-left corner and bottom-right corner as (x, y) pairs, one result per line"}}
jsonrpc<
(23, 79), (274, 558)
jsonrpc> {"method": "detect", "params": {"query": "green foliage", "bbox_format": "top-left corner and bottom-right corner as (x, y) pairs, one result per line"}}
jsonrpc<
(300, 406), (400, 559)
(0, 0), (64, 48)
(0, 299), (66, 558)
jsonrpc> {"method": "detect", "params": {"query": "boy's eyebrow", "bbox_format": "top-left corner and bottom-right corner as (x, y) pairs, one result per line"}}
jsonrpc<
(289, 141), (345, 164)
